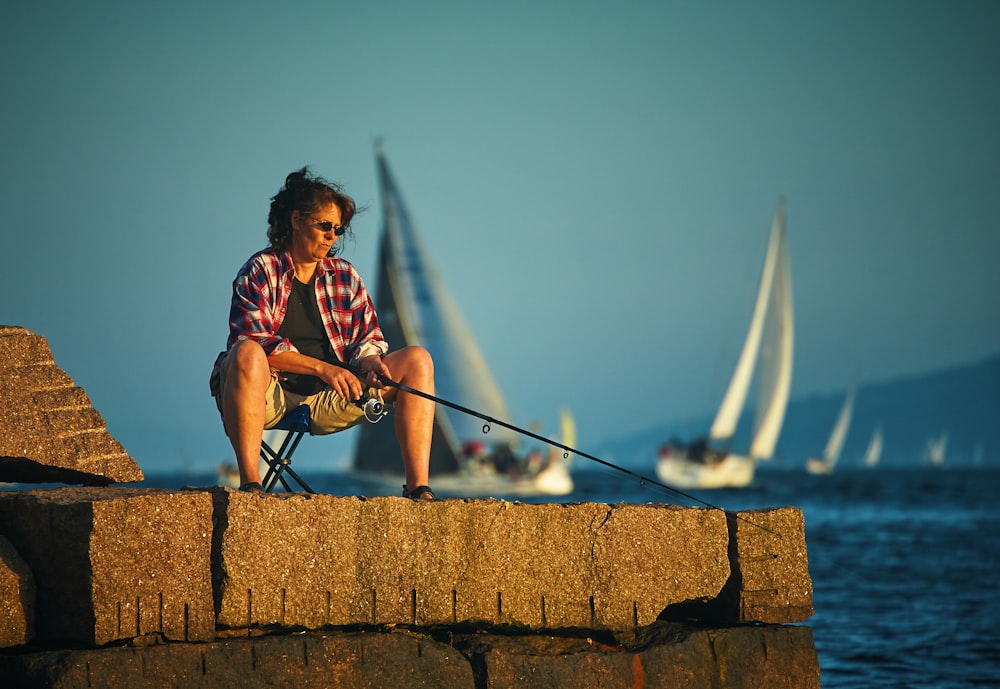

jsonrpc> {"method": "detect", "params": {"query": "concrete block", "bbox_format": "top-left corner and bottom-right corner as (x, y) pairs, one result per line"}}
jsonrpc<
(0, 632), (476, 689)
(475, 635), (636, 689)
(0, 535), (35, 647)
(213, 490), (731, 633)
(0, 487), (214, 646)
(0, 625), (821, 689)
(0, 325), (142, 485)
(730, 507), (814, 623)
(477, 624), (820, 689)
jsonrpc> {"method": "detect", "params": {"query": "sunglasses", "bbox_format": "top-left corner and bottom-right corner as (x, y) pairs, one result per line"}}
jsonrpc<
(314, 220), (346, 236)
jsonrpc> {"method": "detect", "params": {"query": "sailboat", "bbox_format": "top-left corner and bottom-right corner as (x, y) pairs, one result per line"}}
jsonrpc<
(532, 408), (575, 495)
(924, 433), (948, 467)
(862, 426), (883, 468)
(655, 201), (794, 489)
(352, 147), (573, 497)
(806, 383), (856, 475)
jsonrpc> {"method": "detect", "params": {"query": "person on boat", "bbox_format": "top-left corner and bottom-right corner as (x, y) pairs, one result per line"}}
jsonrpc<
(209, 167), (436, 499)
(490, 442), (519, 476)
(688, 437), (709, 463)
(661, 436), (722, 465)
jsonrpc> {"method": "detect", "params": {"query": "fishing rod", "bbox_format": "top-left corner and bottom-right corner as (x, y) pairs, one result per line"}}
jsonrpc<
(341, 361), (782, 536)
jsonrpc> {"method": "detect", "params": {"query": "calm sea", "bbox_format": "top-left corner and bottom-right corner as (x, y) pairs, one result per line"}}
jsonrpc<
(137, 465), (1000, 687)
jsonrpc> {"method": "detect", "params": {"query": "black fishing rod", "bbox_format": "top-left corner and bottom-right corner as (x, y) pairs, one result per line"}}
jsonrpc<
(342, 361), (781, 535)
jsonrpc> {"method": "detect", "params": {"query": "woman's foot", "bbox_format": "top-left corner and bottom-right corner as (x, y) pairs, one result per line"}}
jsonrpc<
(402, 484), (435, 500)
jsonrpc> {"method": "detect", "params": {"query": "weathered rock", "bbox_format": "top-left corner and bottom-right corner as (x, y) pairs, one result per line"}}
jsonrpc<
(0, 535), (35, 647)
(0, 325), (143, 485)
(636, 623), (821, 689)
(0, 631), (475, 689)
(660, 506), (814, 626)
(475, 624), (820, 689)
(0, 625), (820, 689)
(0, 487), (214, 645)
(212, 489), (731, 633)
(728, 507), (813, 623)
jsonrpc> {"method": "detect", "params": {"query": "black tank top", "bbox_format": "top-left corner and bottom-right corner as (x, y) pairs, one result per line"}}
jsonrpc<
(277, 278), (333, 395)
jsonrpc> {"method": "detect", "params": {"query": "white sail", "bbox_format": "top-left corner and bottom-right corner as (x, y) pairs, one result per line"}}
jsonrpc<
(863, 426), (883, 468)
(823, 386), (857, 467)
(805, 383), (856, 475)
(748, 219), (794, 460)
(822, 385), (856, 467)
(925, 433), (947, 466)
(559, 408), (576, 450)
(710, 202), (787, 444)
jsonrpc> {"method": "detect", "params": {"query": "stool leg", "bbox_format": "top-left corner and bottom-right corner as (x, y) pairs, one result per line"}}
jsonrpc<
(259, 429), (313, 493)
(281, 465), (315, 494)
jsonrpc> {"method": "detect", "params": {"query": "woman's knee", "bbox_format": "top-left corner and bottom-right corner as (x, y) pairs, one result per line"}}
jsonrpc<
(224, 340), (270, 380)
(383, 346), (433, 384)
(399, 346), (434, 377)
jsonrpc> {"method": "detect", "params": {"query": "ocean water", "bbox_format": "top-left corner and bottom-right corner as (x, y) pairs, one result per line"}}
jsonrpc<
(138, 466), (999, 687)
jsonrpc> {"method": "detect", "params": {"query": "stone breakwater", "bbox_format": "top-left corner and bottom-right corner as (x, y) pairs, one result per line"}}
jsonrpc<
(0, 326), (821, 688)
(0, 489), (819, 688)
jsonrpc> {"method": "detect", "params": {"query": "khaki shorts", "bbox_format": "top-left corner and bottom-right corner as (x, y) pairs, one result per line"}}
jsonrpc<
(262, 375), (386, 435)
(216, 354), (384, 435)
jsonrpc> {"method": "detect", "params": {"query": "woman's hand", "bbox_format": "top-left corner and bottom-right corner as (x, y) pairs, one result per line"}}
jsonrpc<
(359, 354), (390, 390)
(318, 364), (365, 401)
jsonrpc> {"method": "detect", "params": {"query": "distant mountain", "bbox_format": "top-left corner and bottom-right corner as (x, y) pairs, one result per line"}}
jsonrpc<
(592, 354), (1000, 471)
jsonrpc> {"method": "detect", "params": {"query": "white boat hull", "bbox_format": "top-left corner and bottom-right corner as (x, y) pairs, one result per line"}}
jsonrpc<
(655, 453), (755, 489)
(805, 457), (833, 475)
(351, 461), (574, 499)
(529, 461), (574, 496)
(446, 455), (574, 497)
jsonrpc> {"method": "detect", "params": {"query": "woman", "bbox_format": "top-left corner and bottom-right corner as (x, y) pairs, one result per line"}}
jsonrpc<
(210, 167), (435, 499)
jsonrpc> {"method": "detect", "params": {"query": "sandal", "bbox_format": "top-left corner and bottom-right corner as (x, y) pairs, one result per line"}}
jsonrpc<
(239, 482), (265, 493)
(402, 484), (435, 500)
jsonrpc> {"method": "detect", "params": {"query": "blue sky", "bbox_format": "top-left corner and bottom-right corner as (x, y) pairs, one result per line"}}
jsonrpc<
(2, 1), (998, 474)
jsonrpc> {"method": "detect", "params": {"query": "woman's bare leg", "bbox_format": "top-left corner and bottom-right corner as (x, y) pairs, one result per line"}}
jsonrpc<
(220, 340), (271, 487)
(381, 346), (435, 493)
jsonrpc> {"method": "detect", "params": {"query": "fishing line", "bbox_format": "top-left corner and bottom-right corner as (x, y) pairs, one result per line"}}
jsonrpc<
(343, 362), (782, 537)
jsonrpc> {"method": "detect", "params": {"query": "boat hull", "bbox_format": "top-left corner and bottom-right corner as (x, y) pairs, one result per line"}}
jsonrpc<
(528, 461), (574, 496)
(350, 459), (573, 499)
(655, 453), (755, 489)
(805, 457), (833, 475)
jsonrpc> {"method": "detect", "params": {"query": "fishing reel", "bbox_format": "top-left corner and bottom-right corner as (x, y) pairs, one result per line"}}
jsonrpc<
(355, 392), (389, 423)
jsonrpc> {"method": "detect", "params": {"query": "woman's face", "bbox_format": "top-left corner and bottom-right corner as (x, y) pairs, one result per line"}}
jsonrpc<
(290, 203), (343, 263)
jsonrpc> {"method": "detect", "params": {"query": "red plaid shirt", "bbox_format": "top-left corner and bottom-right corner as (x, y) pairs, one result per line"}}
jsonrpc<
(210, 249), (387, 398)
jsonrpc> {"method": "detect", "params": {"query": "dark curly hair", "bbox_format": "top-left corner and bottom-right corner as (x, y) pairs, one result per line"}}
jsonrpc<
(267, 167), (362, 256)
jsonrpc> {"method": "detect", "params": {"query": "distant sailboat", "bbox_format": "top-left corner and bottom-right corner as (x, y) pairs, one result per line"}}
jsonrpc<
(862, 426), (884, 468)
(353, 147), (572, 496)
(656, 201), (794, 489)
(216, 461), (240, 488)
(924, 433), (948, 467)
(532, 408), (575, 495)
(806, 383), (856, 475)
